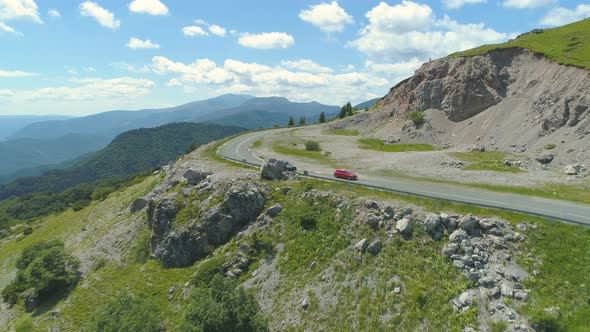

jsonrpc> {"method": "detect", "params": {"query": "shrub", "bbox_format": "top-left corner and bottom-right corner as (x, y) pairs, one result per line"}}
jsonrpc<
(86, 294), (162, 332)
(182, 275), (268, 332)
(544, 144), (557, 150)
(299, 212), (317, 230)
(304, 141), (321, 152)
(2, 240), (79, 306)
(409, 111), (425, 127)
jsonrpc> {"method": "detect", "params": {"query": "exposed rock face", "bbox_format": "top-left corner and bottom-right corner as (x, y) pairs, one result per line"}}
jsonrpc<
(260, 158), (297, 180)
(183, 169), (212, 185)
(149, 180), (267, 267)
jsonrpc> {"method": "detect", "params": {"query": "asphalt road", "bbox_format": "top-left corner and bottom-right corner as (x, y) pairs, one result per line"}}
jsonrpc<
(218, 129), (590, 226)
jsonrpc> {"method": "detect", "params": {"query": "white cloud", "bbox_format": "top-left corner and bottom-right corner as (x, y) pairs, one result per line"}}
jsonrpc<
(0, 69), (36, 77)
(0, 89), (14, 97)
(281, 59), (333, 73)
(129, 0), (168, 15)
(444, 0), (487, 9)
(0, 0), (42, 23)
(209, 24), (226, 37)
(365, 58), (423, 77)
(147, 56), (391, 106)
(0, 21), (19, 34)
(349, 1), (508, 63)
(238, 32), (295, 49)
(26, 77), (154, 101)
(194, 18), (207, 25)
(48, 8), (60, 17)
(503, 0), (555, 9)
(299, 1), (354, 32)
(183, 25), (207, 37)
(126, 37), (160, 49)
(79, 1), (120, 29)
(540, 4), (590, 26)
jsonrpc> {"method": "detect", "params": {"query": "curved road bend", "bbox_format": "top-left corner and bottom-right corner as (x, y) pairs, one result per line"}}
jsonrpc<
(218, 129), (590, 226)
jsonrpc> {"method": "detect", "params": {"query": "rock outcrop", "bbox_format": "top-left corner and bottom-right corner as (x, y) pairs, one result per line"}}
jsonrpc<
(260, 158), (297, 181)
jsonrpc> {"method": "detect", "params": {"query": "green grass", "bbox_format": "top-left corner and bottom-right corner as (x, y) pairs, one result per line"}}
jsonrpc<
(326, 129), (360, 136)
(252, 140), (262, 148)
(452, 19), (590, 70)
(272, 141), (334, 165)
(378, 169), (590, 205)
(450, 151), (522, 173)
(358, 138), (440, 152)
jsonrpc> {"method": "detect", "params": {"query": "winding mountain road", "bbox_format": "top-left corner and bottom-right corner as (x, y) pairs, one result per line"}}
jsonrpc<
(218, 129), (590, 226)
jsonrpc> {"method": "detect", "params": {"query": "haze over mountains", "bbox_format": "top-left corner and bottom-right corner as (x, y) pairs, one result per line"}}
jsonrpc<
(0, 94), (340, 182)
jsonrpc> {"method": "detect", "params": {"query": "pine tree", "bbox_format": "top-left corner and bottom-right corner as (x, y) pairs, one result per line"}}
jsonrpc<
(299, 117), (306, 125)
(319, 112), (326, 123)
(288, 117), (295, 126)
(339, 105), (346, 119)
(345, 102), (353, 117)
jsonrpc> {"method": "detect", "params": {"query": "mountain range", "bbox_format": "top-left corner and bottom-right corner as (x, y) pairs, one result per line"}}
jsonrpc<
(0, 95), (339, 181)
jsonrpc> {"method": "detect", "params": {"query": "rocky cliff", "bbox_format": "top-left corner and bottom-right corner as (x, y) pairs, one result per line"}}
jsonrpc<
(336, 47), (590, 165)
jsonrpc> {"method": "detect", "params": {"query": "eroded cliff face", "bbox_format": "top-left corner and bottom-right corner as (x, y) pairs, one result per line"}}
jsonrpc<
(376, 48), (590, 136)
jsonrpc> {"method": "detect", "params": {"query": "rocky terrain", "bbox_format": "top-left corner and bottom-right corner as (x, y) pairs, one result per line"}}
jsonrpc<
(333, 48), (590, 168)
(129, 155), (540, 331)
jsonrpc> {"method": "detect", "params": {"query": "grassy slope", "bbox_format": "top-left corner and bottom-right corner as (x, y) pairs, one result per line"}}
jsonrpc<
(451, 151), (522, 173)
(326, 129), (360, 136)
(358, 138), (440, 152)
(1, 162), (589, 330)
(453, 19), (590, 70)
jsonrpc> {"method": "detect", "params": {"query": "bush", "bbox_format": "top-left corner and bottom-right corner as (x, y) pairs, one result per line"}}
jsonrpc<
(304, 141), (321, 152)
(183, 275), (268, 332)
(86, 294), (162, 332)
(2, 240), (79, 306)
(299, 212), (317, 230)
(409, 111), (425, 127)
(544, 144), (557, 150)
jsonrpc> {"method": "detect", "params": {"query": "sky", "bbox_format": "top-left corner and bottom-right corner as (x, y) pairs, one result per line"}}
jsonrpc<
(0, 0), (588, 116)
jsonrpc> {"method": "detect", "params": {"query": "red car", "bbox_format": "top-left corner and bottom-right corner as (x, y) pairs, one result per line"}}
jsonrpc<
(334, 169), (358, 180)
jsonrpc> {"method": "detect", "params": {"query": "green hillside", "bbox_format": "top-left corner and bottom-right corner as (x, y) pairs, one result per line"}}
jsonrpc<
(0, 123), (244, 201)
(453, 18), (590, 70)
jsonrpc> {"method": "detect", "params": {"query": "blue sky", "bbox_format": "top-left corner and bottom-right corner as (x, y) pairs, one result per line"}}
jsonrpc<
(0, 0), (588, 115)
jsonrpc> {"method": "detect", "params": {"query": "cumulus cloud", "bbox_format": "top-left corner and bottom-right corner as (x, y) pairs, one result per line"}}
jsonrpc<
(126, 37), (160, 49)
(48, 8), (60, 17)
(364, 58), (423, 77)
(0, 69), (36, 77)
(0, 0), (42, 23)
(238, 32), (295, 49)
(540, 4), (590, 26)
(209, 24), (226, 37)
(348, 1), (509, 63)
(503, 0), (555, 9)
(0, 89), (14, 97)
(183, 25), (207, 37)
(79, 1), (120, 29)
(280, 59), (333, 73)
(299, 1), (354, 32)
(147, 56), (391, 106)
(26, 77), (154, 101)
(444, 0), (487, 9)
(129, 0), (168, 15)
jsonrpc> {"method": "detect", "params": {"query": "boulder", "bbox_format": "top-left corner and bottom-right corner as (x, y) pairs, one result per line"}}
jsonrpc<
(535, 153), (554, 164)
(147, 196), (179, 249)
(154, 230), (210, 268)
(183, 169), (213, 185)
(564, 165), (582, 175)
(354, 238), (369, 252)
(130, 197), (150, 213)
(266, 203), (283, 217)
(260, 158), (297, 180)
(458, 214), (480, 236)
(224, 184), (266, 225)
(203, 206), (236, 245)
(366, 213), (381, 229)
(367, 240), (383, 255)
(442, 243), (459, 257)
(424, 213), (443, 240)
(449, 229), (468, 243)
(396, 218), (413, 236)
